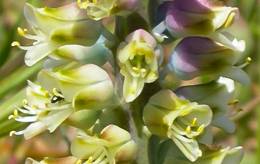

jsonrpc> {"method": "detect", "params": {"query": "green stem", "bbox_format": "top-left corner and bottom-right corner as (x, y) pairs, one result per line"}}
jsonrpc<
(0, 89), (25, 122)
(0, 62), (42, 99)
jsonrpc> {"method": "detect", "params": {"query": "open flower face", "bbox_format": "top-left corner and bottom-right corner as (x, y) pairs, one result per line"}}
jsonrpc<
(12, 3), (102, 66)
(162, 0), (238, 37)
(143, 90), (212, 162)
(9, 64), (114, 139)
(9, 81), (73, 140)
(118, 29), (160, 102)
(176, 77), (236, 133)
(168, 35), (246, 81)
(77, 0), (138, 20)
(71, 125), (137, 164)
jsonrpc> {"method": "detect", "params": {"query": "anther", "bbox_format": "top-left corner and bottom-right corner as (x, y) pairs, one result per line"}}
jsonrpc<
(192, 118), (197, 126)
(9, 131), (16, 137)
(224, 12), (236, 28)
(197, 124), (205, 134)
(185, 126), (191, 134)
(17, 27), (26, 36)
(23, 99), (28, 105)
(238, 57), (252, 68)
(11, 41), (20, 47)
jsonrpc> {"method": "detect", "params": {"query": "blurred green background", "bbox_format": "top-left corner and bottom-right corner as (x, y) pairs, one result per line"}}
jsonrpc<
(0, 0), (259, 163)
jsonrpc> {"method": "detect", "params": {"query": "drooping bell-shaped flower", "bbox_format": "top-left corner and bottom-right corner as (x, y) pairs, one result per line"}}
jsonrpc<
(143, 90), (212, 162)
(195, 146), (244, 164)
(9, 64), (114, 139)
(71, 125), (137, 164)
(118, 29), (160, 102)
(168, 34), (249, 84)
(176, 77), (236, 133)
(77, 0), (138, 20)
(161, 0), (238, 37)
(12, 3), (102, 66)
(164, 142), (243, 164)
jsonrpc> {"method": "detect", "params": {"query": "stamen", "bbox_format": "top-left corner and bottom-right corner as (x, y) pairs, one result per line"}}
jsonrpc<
(228, 99), (239, 105)
(11, 41), (20, 47)
(185, 126), (191, 134)
(8, 110), (19, 119)
(224, 12), (236, 28)
(77, 0), (88, 9)
(86, 157), (93, 164)
(197, 124), (205, 134)
(132, 67), (139, 72)
(9, 131), (16, 137)
(76, 159), (83, 164)
(17, 27), (27, 36)
(191, 118), (197, 126)
(238, 57), (252, 68)
(23, 99), (28, 105)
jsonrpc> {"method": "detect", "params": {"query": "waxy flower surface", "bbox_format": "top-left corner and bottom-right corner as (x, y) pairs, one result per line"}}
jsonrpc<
(164, 142), (243, 164)
(12, 3), (102, 66)
(118, 29), (160, 102)
(161, 0), (238, 36)
(143, 90), (212, 161)
(176, 77), (236, 133)
(77, 0), (138, 20)
(71, 125), (137, 164)
(9, 64), (113, 139)
(168, 35), (246, 81)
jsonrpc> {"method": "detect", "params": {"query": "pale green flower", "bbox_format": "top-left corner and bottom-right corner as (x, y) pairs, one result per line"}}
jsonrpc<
(77, 0), (138, 20)
(176, 77), (236, 134)
(9, 64), (113, 139)
(164, 143), (244, 164)
(71, 125), (137, 164)
(143, 90), (212, 162)
(118, 29), (160, 102)
(12, 3), (102, 66)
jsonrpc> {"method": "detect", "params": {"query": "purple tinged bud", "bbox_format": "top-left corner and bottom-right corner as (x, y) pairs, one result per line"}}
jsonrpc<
(163, 0), (238, 36)
(169, 36), (245, 80)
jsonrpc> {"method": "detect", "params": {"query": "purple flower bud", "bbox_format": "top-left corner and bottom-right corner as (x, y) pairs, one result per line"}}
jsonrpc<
(169, 35), (245, 80)
(163, 0), (238, 36)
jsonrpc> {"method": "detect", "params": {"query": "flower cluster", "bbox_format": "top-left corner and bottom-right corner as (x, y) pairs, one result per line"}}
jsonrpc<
(8, 0), (249, 163)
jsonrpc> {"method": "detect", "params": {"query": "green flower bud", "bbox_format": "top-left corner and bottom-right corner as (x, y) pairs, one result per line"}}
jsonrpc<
(143, 90), (212, 162)
(12, 3), (102, 66)
(71, 125), (137, 164)
(38, 64), (114, 111)
(118, 29), (160, 102)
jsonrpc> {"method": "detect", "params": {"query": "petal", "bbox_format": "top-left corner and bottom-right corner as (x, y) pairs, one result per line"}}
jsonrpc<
(24, 43), (55, 66)
(72, 80), (113, 111)
(53, 64), (113, 101)
(23, 121), (47, 139)
(52, 44), (110, 66)
(43, 108), (73, 133)
(100, 125), (131, 144)
(171, 136), (202, 162)
(123, 76), (144, 102)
